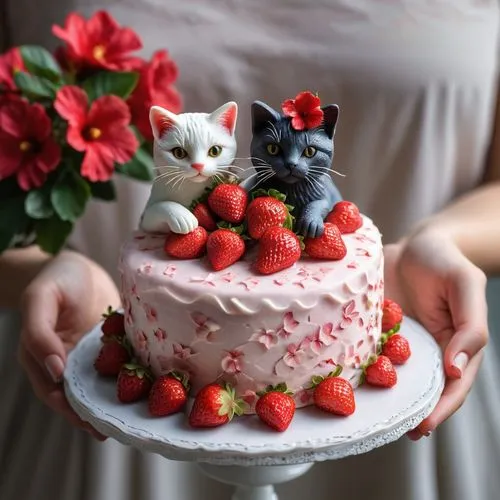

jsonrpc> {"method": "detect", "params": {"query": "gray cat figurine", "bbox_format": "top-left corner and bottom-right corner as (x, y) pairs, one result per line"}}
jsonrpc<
(246, 96), (342, 238)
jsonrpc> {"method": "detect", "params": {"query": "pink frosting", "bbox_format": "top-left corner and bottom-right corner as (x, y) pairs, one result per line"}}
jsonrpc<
(119, 216), (384, 414)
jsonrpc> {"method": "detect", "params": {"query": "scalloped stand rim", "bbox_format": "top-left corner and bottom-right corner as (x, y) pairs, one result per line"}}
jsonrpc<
(64, 317), (444, 499)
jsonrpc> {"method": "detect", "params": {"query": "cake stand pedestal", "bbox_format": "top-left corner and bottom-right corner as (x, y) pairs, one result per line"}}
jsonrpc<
(64, 318), (444, 500)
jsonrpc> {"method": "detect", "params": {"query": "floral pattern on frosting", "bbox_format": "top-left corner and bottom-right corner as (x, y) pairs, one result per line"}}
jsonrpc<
(143, 303), (158, 323)
(190, 274), (216, 287)
(282, 343), (306, 368)
(315, 358), (337, 369)
(173, 343), (195, 360)
(133, 329), (148, 353)
(249, 329), (278, 350)
(138, 263), (153, 274)
(163, 265), (176, 278)
(293, 267), (332, 288)
(221, 350), (244, 374)
(277, 311), (299, 339)
(220, 272), (237, 283)
(339, 300), (360, 329)
(191, 312), (220, 342)
(363, 284), (377, 310)
(356, 248), (371, 257)
(239, 277), (260, 290)
(154, 328), (168, 341)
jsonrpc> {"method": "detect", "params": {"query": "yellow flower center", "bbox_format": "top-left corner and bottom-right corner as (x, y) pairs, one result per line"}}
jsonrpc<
(19, 141), (31, 152)
(88, 127), (102, 140)
(93, 45), (106, 61)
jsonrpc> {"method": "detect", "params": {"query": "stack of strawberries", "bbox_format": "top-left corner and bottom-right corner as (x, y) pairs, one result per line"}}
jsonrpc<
(164, 181), (364, 274)
(93, 299), (411, 433)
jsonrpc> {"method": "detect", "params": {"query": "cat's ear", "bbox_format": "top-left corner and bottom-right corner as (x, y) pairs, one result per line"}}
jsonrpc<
(209, 101), (238, 136)
(322, 105), (339, 140)
(150, 106), (177, 140)
(251, 101), (281, 135)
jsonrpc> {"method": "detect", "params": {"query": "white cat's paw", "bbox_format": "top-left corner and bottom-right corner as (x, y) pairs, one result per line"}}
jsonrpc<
(166, 207), (199, 234)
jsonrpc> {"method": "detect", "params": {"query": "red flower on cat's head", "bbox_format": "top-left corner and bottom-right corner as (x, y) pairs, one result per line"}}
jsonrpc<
(0, 48), (25, 90)
(281, 91), (324, 131)
(52, 11), (143, 72)
(128, 50), (182, 141)
(0, 99), (61, 190)
(54, 85), (138, 182)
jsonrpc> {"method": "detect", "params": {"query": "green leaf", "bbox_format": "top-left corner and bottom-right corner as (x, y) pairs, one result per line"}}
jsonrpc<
(19, 45), (62, 82)
(117, 147), (154, 182)
(14, 71), (58, 99)
(329, 365), (343, 378)
(90, 181), (116, 201)
(283, 213), (295, 230)
(34, 215), (73, 254)
(51, 169), (91, 222)
(268, 189), (286, 202)
(0, 195), (29, 253)
(83, 71), (139, 101)
(25, 186), (54, 219)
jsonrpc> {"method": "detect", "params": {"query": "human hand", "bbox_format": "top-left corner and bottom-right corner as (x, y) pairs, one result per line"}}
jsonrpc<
(383, 227), (488, 439)
(18, 250), (121, 440)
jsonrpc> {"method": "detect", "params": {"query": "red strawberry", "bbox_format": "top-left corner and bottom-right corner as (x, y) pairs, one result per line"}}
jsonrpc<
(326, 201), (363, 234)
(246, 196), (290, 240)
(164, 226), (208, 259)
(101, 307), (125, 338)
(148, 373), (189, 416)
(382, 298), (403, 332)
(255, 227), (301, 275)
(364, 355), (397, 388)
(382, 334), (411, 365)
(304, 222), (347, 260)
(207, 229), (245, 271)
(117, 364), (152, 403)
(189, 383), (245, 428)
(312, 370), (355, 416)
(255, 384), (295, 432)
(94, 340), (130, 376)
(192, 202), (217, 231)
(208, 184), (248, 224)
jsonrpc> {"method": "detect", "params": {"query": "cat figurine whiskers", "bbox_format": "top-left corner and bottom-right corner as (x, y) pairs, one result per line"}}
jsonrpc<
(247, 99), (342, 238)
(140, 102), (238, 234)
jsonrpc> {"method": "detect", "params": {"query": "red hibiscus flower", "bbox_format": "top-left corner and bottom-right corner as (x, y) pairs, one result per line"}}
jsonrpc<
(127, 50), (182, 141)
(281, 91), (324, 130)
(54, 85), (138, 182)
(0, 48), (25, 90)
(0, 99), (61, 190)
(52, 11), (143, 72)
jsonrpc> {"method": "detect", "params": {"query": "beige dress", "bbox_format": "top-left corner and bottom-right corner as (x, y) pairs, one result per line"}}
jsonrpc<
(1, 1), (500, 499)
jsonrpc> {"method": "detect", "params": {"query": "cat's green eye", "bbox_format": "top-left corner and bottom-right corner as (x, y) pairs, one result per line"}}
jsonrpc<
(266, 143), (280, 156)
(303, 146), (317, 158)
(171, 147), (188, 159)
(208, 145), (223, 158)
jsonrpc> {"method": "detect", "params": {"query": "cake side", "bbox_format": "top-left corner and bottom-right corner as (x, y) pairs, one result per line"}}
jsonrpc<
(119, 216), (384, 413)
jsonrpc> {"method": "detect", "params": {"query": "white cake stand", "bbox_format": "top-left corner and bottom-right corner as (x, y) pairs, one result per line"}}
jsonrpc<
(64, 317), (444, 500)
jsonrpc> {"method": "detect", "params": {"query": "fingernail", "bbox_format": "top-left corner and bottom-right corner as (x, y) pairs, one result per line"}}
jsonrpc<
(452, 352), (469, 377)
(44, 354), (64, 383)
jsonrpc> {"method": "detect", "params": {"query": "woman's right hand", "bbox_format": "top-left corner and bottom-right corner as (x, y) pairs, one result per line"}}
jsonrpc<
(18, 249), (121, 439)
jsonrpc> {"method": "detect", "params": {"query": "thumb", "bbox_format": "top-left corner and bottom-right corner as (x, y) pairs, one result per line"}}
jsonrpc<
(20, 282), (67, 383)
(444, 267), (488, 379)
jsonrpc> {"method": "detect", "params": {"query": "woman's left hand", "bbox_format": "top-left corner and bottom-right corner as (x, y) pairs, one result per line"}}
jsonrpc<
(383, 227), (489, 439)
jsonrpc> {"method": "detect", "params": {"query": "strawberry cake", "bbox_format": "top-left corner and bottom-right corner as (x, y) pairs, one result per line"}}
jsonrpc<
(118, 211), (384, 414)
(101, 93), (411, 428)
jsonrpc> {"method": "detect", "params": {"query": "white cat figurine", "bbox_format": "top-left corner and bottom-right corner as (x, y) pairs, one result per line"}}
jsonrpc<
(140, 102), (238, 234)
